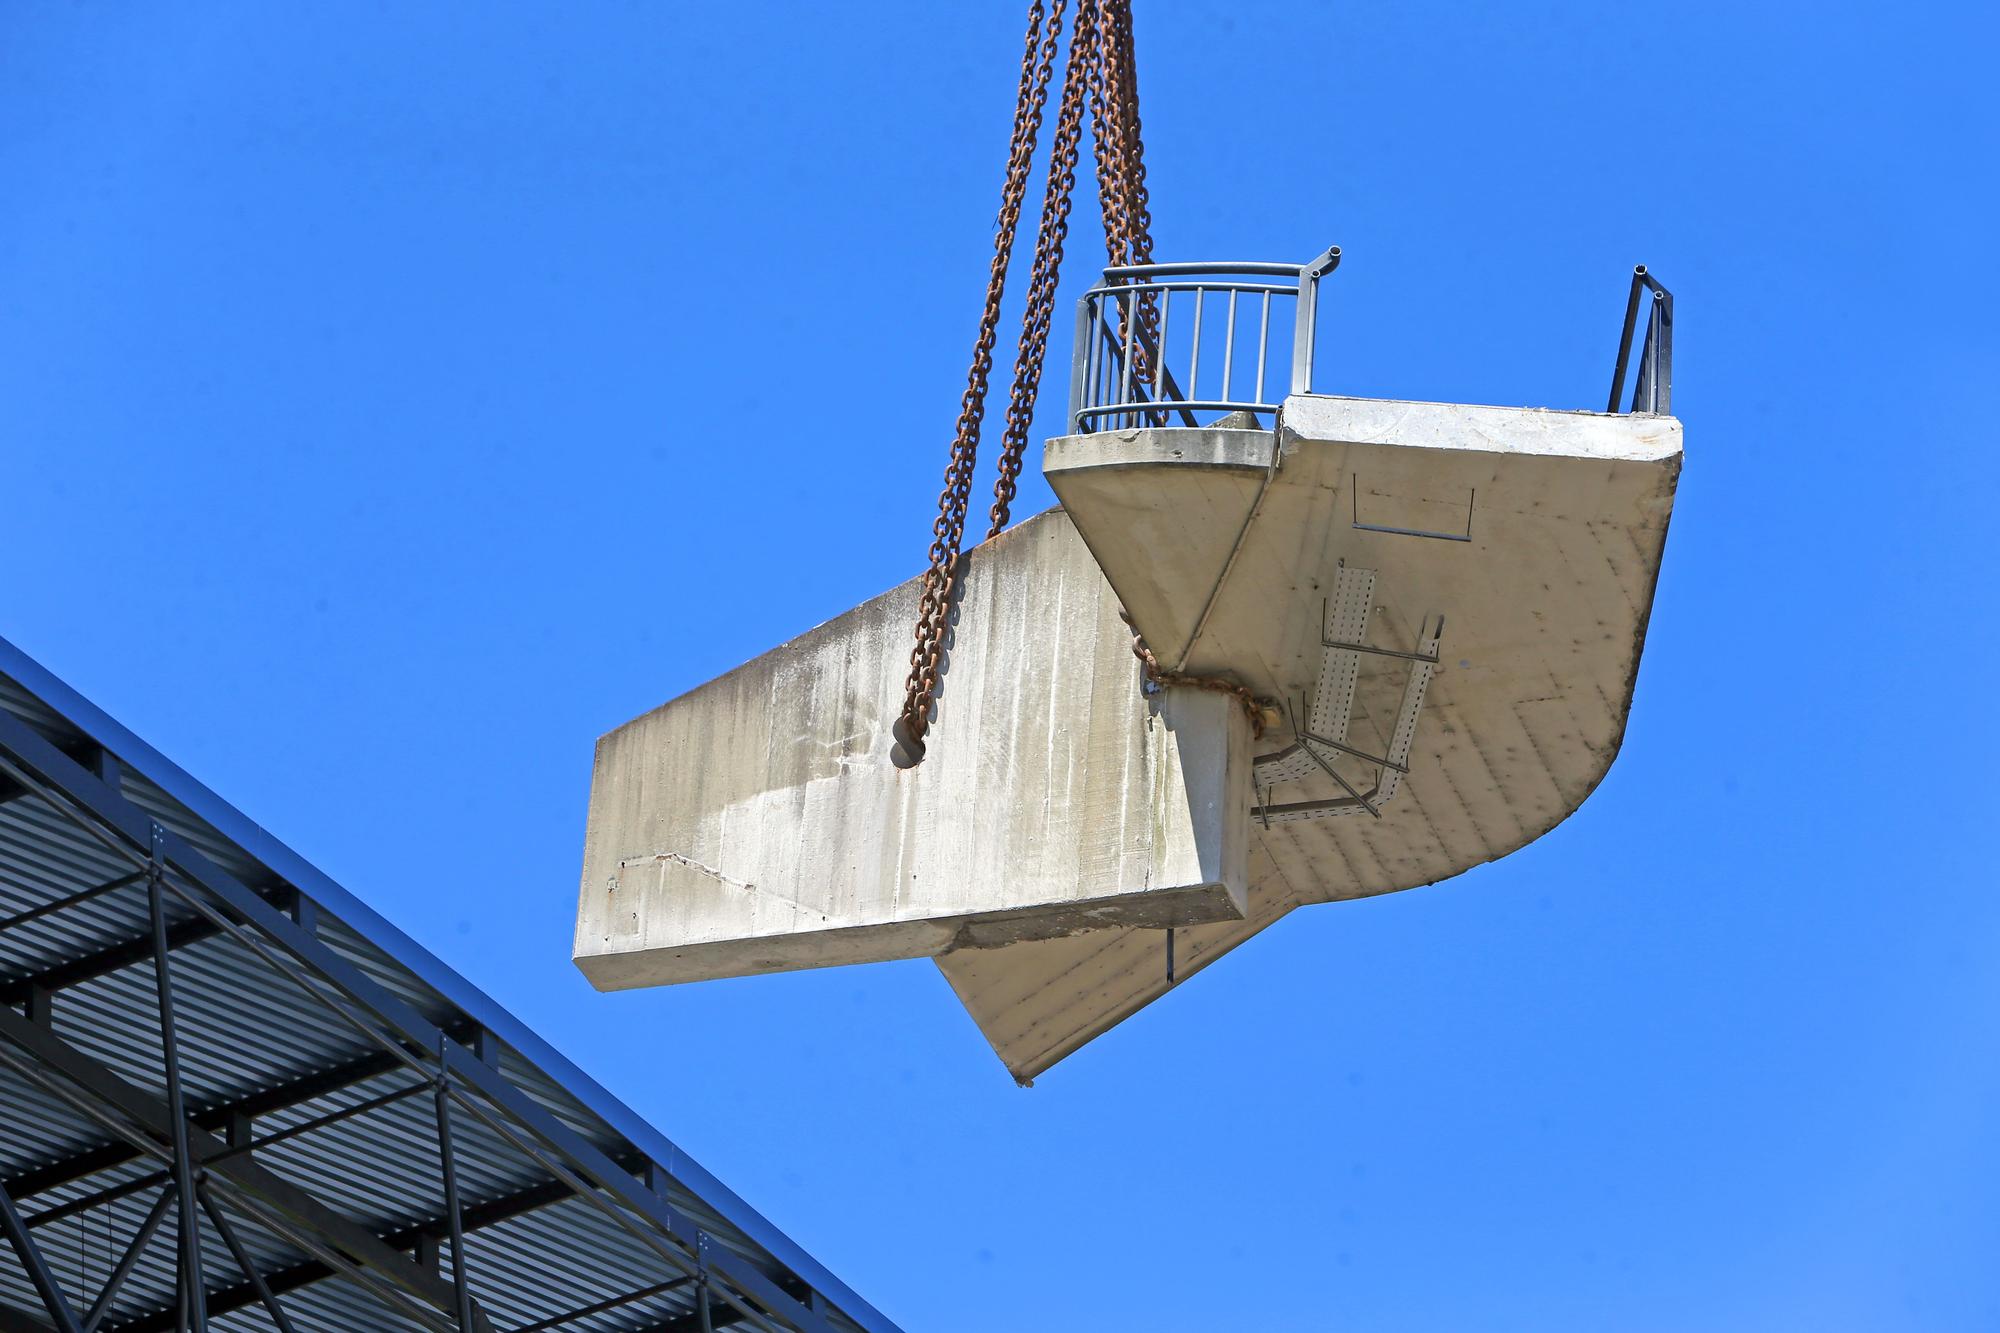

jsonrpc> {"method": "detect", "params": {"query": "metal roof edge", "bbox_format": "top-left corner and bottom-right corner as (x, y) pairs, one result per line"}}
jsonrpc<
(0, 630), (901, 1333)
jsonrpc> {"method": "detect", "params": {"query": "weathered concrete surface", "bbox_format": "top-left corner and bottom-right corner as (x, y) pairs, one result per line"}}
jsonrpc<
(937, 395), (1682, 1080)
(574, 509), (1251, 991)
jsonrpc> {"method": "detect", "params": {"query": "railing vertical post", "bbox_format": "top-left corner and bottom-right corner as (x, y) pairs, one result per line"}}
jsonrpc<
(1608, 267), (1646, 412)
(1096, 303), (1108, 425)
(1609, 265), (1672, 415)
(1069, 293), (1092, 432)
(1187, 287), (1204, 405)
(1290, 246), (1342, 398)
(1221, 288), (1238, 406)
(1632, 325), (1652, 414)
(1290, 272), (1315, 396)
(1256, 291), (1271, 404)
(1649, 288), (1673, 414)
(1117, 286), (1135, 430)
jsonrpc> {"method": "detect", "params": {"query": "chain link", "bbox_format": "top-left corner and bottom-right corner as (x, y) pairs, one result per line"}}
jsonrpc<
(896, 0), (1157, 763)
(1120, 611), (1270, 739)
(1086, 0), (1163, 420)
(985, 0), (1098, 540)
(895, 1), (1068, 763)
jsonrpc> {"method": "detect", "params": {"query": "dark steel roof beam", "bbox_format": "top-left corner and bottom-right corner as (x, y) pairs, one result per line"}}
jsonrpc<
(6, 1017), (475, 1206)
(640, 1276), (814, 1333)
(0, 1000), (489, 1333)
(0, 878), (316, 1009)
(24, 1082), (425, 1228)
(0, 711), (839, 1333)
(0, 879), (318, 1008)
(0, 741), (109, 810)
(0, 870), (147, 939)
(0, 911), (233, 1008)
(515, 1276), (697, 1331)
(106, 1163), (641, 1333)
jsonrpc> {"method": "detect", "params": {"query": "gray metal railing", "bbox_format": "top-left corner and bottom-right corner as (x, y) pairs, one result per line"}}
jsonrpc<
(1069, 245), (1340, 432)
(1607, 265), (1673, 414)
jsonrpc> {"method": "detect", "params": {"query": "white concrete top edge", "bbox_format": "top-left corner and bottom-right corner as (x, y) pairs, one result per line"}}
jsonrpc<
(1044, 425), (1275, 474)
(1279, 393), (1682, 463)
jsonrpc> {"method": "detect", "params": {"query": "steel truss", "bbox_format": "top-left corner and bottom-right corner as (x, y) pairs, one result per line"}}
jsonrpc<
(0, 705), (855, 1333)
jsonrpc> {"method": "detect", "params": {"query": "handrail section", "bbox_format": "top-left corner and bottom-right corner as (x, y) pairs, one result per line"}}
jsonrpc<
(1069, 246), (1340, 432)
(1608, 265), (1673, 414)
(1068, 250), (1673, 431)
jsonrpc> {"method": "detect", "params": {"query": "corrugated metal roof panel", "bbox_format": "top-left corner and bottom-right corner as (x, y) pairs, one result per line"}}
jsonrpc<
(0, 634), (899, 1333)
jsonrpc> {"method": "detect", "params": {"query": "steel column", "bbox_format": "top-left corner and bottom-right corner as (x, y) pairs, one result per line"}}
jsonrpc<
(432, 1056), (475, 1332)
(145, 842), (205, 1333)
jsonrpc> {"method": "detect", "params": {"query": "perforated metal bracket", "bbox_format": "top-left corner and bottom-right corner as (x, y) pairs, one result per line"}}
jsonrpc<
(1250, 589), (1444, 824)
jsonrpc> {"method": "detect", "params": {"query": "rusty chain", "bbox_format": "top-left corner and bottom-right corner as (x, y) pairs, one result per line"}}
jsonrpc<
(894, 0), (1067, 764)
(1100, 0), (1154, 267)
(1120, 611), (1270, 739)
(1091, 0), (1163, 417)
(896, 0), (1162, 764)
(985, 0), (1098, 541)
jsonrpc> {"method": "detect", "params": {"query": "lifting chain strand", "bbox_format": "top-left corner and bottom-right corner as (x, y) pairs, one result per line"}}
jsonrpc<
(897, 0), (1067, 756)
(1120, 610), (1270, 739)
(985, 0), (1099, 540)
(897, 0), (1158, 761)
(1090, 0), (1162, 418)
(1106, 0), (1154, 265)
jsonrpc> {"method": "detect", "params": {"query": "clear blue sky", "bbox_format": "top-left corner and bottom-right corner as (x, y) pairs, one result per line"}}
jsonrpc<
(4, 4), (1995, 1329)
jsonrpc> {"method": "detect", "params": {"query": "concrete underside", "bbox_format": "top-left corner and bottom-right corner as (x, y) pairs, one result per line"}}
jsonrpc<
(573, 513), (1251, 992)
(935, 394), (1682, 1080)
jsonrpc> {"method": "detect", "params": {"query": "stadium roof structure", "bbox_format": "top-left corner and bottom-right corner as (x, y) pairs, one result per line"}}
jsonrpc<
(0, 634), (901, 1333)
